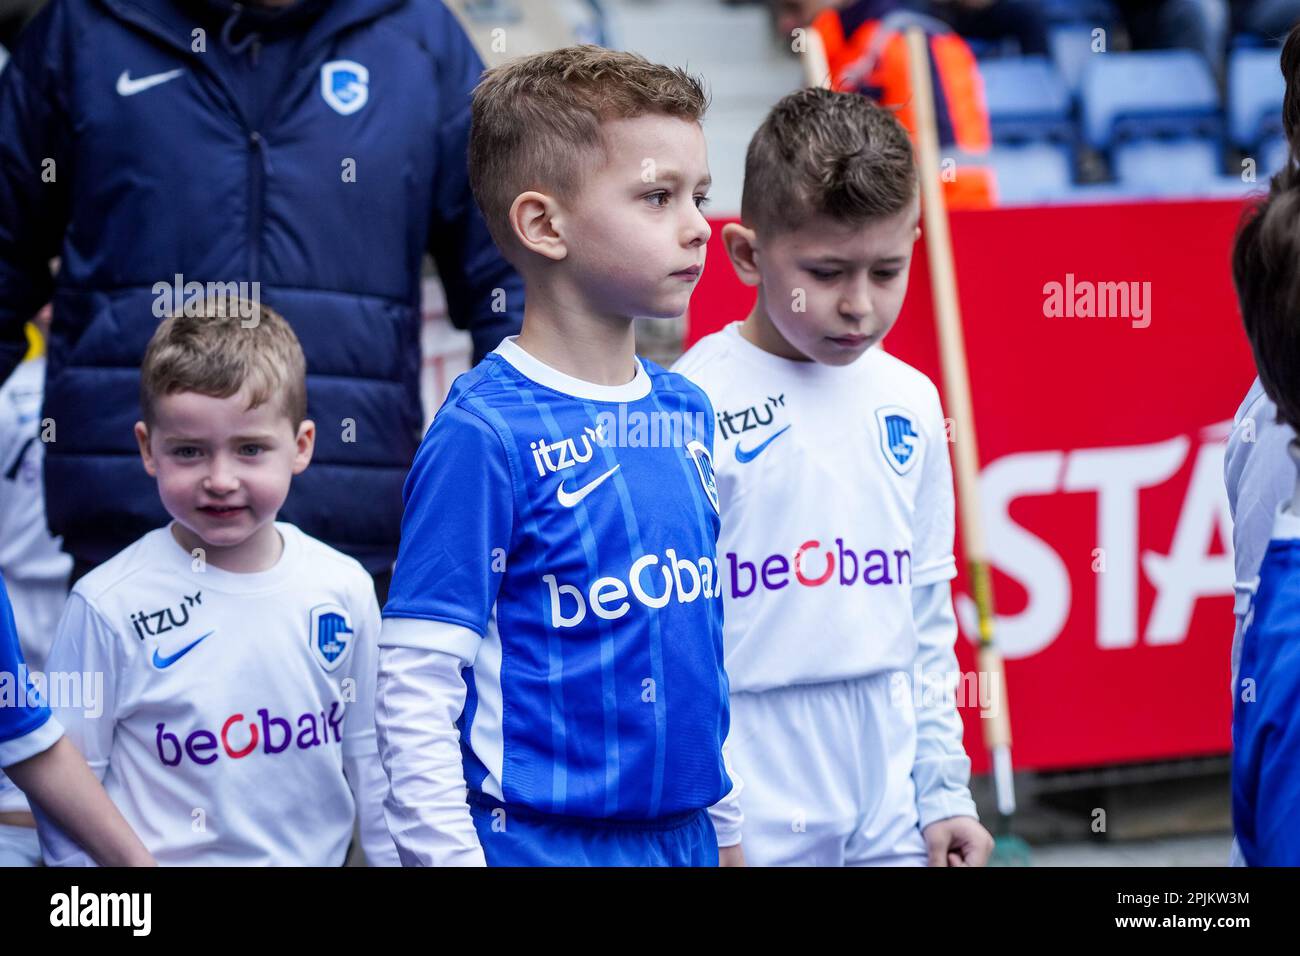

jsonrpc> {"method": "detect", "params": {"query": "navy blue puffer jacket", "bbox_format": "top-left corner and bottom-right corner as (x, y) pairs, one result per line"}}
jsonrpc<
(0, 0), (523, 572)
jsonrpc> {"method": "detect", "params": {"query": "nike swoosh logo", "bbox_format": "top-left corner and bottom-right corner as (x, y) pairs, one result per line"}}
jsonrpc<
(556, 464), (620, 508)
(735, 424), (790, 463)
(116, 68), (185, 97)
(152, 630), (214, 669)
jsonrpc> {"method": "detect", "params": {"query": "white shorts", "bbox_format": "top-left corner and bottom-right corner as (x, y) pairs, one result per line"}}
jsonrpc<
(728, 671), (927, 867)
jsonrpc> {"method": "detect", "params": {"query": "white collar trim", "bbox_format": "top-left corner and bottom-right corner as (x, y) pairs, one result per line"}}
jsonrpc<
(493, 336), (651, 402)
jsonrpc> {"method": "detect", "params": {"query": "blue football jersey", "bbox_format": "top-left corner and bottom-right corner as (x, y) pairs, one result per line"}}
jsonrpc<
(0, 571), (59, 768)
(1233, 521), (1300, 866)
(385, 340), (731, 820)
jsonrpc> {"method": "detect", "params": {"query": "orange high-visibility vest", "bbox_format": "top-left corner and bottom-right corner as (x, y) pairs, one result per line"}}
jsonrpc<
(812, 8), (996, 208)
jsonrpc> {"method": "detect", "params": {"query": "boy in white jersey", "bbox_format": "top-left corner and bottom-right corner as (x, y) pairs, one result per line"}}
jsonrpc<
(674, 88), (993, 866)
(35, 300), (398, 866)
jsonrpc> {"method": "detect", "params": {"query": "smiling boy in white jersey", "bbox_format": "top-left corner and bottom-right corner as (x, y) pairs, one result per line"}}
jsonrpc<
(674, 88), (993, 866)
(35, 299), (398, 866)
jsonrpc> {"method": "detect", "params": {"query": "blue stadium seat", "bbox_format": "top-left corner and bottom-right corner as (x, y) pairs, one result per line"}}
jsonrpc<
(1231, 33), (1270, 51)
(1048, 24), (1096, 98)
(1200, 176), (1268, 199)
(1229, 48), (1285, 151)
(988, 142), (1074, 204)
(1080, 50), (1222, 150)
(979, 56), (1073, 145)
(1261, 134), (1290, 177)
(1112, 139), (1221, 194)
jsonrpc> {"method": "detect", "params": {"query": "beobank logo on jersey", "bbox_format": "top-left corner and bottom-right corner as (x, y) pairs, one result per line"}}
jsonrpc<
(542, 549), (720, 628)
(727, 538), (912, 598)
(155, 703), (345, 767)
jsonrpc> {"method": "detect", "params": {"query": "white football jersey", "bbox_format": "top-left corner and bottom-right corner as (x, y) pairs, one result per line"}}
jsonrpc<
(40, 522), (382, 866)
(673, 322), (957, 692)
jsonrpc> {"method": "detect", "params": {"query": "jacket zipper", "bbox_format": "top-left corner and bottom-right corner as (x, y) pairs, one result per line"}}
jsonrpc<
(247, 130), (264, 284)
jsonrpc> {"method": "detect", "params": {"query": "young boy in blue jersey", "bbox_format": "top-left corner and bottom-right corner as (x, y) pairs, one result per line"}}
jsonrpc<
(376, 45), (742, 867)
(1230, 141), (1300, 866)
(0, 572), (154, 866)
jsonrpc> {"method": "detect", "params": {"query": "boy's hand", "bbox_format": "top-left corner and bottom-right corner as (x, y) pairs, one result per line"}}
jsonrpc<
(719, 843), (746, 867)
(922, 817), (993, 867)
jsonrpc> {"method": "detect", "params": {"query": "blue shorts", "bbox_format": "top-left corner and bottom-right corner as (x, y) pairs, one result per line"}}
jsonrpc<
(468, 792), (719, 867)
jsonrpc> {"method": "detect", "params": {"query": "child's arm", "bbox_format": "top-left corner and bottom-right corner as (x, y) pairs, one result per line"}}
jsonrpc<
(31, 590), (127, 866)
(376, 633), (485, 867)
(910, 389), (991, 866)
(375, 402), (513, 866)
(708, 733), (745, 865)
(5, 736), (153, 867)
(0, 580), (149, 866)
(911, 579), (991, 865)
(341, 584), (401, 867)
(910, 578), (978, 828)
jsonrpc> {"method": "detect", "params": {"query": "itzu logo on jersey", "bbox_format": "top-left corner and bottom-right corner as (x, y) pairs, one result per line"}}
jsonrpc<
(129, 591), (202, 640)
(876, 406), (920, 475)
(530, 421), (610, 476)
(716, 394), (786, 440)
(543, 549), (721, 628)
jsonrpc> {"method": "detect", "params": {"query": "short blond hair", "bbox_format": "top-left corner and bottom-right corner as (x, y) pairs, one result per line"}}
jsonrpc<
(140, 298), (307, 429)
(468, 44), (709, 255)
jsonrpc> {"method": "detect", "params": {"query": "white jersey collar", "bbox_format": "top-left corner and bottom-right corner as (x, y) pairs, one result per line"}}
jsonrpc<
(160, 520), (301, 594)
(493, 336), (651, 403)
(721, 321), (872, 384)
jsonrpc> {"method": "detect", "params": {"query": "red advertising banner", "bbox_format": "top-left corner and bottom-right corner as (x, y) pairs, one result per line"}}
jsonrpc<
(686, 199), (1257, 772)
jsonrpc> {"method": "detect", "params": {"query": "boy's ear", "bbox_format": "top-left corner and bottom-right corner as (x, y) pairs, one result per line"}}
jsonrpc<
(292, 419), (316, 475)
(134, 421), (156, 477)
(722, 223), (762, 287)
(509, 191), (567, 262)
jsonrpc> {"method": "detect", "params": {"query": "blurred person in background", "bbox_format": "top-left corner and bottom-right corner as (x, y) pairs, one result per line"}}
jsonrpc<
(0, 0), (523, 599)
(769, 0), (1044, 55)
(773, 0), (995, 206)
(0, 302), (72, 866)
(920, 0), (1048, 56)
